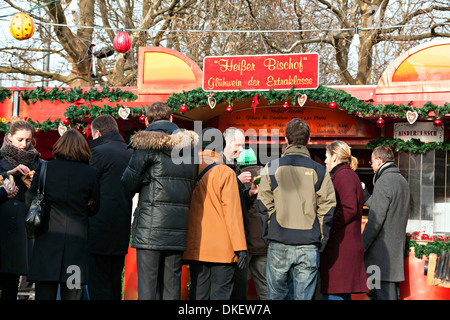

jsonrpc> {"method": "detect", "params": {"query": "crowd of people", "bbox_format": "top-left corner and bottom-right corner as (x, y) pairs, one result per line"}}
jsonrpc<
(0, 101), (411, 300)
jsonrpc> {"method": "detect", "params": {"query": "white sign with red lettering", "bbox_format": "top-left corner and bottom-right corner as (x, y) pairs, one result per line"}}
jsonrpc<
(394, 122), (443, 143)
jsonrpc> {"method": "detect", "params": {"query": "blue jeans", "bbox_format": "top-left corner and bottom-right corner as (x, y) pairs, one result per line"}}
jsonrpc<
(266, 242), (319, 300)
(322, 293), (351, 300)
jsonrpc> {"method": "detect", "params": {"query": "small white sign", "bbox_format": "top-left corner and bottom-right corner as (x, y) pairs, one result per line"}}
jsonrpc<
(394, 122), (444, 143)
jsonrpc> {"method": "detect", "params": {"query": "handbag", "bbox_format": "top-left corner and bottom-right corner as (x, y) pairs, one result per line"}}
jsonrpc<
(25, 161), (47, 236)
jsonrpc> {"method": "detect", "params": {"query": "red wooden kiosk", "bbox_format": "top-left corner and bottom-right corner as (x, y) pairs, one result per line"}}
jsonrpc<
(0, 40), (449, 300)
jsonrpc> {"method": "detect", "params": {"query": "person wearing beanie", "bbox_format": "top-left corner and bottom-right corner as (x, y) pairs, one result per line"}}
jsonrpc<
(238, 148), (268, 300)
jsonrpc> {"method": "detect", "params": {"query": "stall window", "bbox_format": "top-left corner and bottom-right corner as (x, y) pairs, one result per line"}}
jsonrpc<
(399, 150), (450, 236)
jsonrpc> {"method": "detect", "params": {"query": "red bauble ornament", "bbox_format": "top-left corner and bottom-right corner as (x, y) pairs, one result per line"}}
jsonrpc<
(433, 118), (443, 128)
(329, 101), (337, 110)
(76, 125), (82, 132)
(63, 118), (71, 125)
(282, 102), (289, 111)
(113, 31), (131, 53)
(139, 115), (146, 124)
(180, 104), (188, 113)
(376, 117), (385, 128)
(226, 106), (233, 114)
(34, 128), (39, 134)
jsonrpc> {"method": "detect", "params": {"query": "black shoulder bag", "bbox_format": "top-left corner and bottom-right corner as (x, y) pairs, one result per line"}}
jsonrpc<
(196, 162), (220, 185)
(25, 161), (47, 236)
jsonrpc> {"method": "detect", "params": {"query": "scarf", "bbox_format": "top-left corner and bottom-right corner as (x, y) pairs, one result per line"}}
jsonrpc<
(0, 137), (39, 169)
(373, 161), (396, 185)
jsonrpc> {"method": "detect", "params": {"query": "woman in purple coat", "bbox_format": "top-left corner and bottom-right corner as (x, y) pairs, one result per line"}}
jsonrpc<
(320, 141), (369, 300)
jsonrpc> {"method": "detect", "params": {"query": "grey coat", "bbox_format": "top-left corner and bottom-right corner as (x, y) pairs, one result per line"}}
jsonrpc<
(362, 163), (410, 282)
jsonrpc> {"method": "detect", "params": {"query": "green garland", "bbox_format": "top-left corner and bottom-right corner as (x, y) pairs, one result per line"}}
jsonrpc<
(166, 85), (371, 112)
(20, 86), (138, 105)
(0, 86), (142, 135)
(367, 137), (450, 153)
(165, 85), (450, 119)
(406, 237), (450, 259)
(0, 87), (12, 103)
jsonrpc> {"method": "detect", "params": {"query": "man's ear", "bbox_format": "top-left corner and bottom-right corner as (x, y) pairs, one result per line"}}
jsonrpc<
(145, 117), (149, 127)
(169, 114), (173, 123)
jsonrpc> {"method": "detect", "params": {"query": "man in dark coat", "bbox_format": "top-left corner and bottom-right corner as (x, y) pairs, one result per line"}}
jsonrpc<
(88, 115), (133, 300)
(362, 146), (411, 300)
(223, 127), (258, 300)
(121, 102), (198, 300)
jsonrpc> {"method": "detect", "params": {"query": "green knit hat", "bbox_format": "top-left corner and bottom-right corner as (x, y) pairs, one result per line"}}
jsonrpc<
(237, 148), (257, 165)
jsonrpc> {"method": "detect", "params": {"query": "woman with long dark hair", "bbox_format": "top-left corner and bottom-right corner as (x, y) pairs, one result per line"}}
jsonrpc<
(0, 117), (42, 300)
(25, 129), (99, 300)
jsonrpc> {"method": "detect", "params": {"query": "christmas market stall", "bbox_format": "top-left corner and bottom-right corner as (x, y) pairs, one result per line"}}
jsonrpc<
(0, 40), (449, 299)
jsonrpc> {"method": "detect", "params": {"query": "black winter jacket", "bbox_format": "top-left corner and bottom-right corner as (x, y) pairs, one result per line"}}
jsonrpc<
(121, 121), (199, 251)
(88, 131), (133, 255)
(0, 151), (42, 275)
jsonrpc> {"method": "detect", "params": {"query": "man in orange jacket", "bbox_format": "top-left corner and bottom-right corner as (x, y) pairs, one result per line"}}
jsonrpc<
(183, 128), (247, 300)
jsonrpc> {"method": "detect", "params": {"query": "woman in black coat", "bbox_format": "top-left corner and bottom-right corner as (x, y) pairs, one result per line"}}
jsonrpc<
(0, 118), (41, 300)
(25, 129), (99, 300)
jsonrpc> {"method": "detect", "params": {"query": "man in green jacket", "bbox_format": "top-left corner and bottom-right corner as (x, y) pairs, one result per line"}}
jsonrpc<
(257, 118), (336, 300)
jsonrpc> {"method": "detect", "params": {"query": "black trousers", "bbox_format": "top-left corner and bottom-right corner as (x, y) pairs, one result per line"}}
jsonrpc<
(88, 253), (125, 300)
(136, 249), (183, 300)
(0, 273), (20, 300)
(35, 281), (82, 300)
(376, 281), (400, 300)
(188, 261), (236, 300)
(231, 262), (248, 300)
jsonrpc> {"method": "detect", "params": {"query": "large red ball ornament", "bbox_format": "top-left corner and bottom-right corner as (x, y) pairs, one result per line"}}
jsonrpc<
(376, 117), (385, 128)
(113, 31), (132, 53)
(139, 115), (146, 124)
(329, 101), (337, 110)
(180, 104), (188, 113)
(63, 118), (71, 125)
(282, 102), (289, 111)
(226, 106), (233, 114)
(433, 118), (443, 128)
(10, 12), (35, 40)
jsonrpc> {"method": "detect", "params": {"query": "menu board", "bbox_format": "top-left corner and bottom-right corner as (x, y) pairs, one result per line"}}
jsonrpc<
(216, 107), (357, 137)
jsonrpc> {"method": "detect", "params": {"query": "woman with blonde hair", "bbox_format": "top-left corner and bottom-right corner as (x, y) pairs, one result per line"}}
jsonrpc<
(25, 129), (99, 300)
(0, 117), (42, 300)
(320, 140), (368, 300)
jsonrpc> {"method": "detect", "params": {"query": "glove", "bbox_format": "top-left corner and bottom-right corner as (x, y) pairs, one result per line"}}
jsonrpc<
(235, 250), (248, 269)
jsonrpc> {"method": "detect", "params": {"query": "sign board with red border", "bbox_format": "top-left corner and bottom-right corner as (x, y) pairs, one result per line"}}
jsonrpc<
(203, 53), (319, 92)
